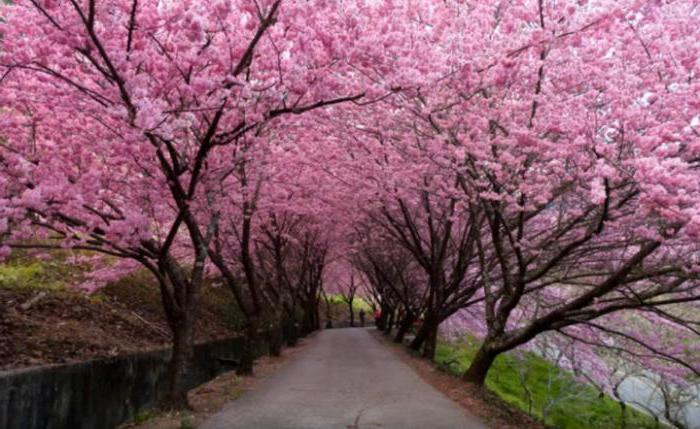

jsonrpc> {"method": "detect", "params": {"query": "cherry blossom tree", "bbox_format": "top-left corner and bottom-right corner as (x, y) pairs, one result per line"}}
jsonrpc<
(445, 0), (700, 386)
(338, 272), (360, 327)
(2, 0), (699, 411)
(349, 232), (427, 342)
(0, 0), (410, 404)
(302, 0), (700, 390)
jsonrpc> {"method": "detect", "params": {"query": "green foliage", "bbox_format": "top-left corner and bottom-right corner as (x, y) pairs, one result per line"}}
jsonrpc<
(352, 297), (373, 312)
(326, 293), (372, 311)
(435, 340), (663, 429)
(325, 294), (346, 305)
(132, 410), (156, 424)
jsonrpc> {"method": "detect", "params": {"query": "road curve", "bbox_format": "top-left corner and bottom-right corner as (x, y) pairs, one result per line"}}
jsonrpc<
(200, 328), (488, 429)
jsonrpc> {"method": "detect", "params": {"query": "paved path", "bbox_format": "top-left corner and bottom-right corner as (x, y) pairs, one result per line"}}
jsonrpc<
(200, 328), (487, 429)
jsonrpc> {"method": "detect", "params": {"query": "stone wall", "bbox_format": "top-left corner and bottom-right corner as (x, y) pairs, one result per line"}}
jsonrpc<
(0, 337), (246, 429)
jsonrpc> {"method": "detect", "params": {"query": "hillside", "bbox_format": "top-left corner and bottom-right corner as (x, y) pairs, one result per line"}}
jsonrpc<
(0, 252), (238, 370)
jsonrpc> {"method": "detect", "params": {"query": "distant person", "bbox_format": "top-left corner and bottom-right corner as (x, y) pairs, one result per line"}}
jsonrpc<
(358, 309), (366, 327)
(374, 309), (381, 326)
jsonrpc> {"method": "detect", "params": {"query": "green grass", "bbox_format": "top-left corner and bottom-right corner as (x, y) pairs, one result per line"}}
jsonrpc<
(0, 252), (88, 291)
(352, 297), (373, 312)
(435, 339), (664, 429)
(132, 410), (157, 424)
(325, 294), (372, 311)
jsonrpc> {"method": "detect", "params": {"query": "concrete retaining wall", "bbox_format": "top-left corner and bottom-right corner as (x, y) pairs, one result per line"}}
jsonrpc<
(0, 337), (247, 429)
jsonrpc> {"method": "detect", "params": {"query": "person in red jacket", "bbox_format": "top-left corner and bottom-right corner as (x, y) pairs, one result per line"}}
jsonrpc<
(373, 309), (381, 326)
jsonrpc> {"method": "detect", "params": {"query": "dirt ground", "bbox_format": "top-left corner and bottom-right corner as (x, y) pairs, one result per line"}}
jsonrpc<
(119, 335), (314, 429)
(0, 278), (236, 370)
(372, 331), (545, 429)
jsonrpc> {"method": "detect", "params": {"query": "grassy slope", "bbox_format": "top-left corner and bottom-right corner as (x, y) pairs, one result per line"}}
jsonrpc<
(435, 340), (663, 429)
(0, 250), (89, 291)
(0, 250), (238, 369)
(321, 295), (373, 328)
(325, 294), (373, 311)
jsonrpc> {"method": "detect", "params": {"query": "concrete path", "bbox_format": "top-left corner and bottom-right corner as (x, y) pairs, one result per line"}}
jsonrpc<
(200, 328), (487, 429)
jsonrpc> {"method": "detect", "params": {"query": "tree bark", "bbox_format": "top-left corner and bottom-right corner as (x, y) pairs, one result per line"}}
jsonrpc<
(376, 308), (388, 331)
(163, 314), (194, 408)
(394, 313), (415, 344)
(421, 321), (438, 359)
(155, 262), (198, 410)
(237, 315), (259, 375)
(385, 309), (395, 335)
(314, 302), (321, 330)
(409, 320), (429, 351)
(267, 317), (283, 357)
(283, 313), (299, 346)
(410, 311), (437, 352)
(348, 301), (355, 327)
(324, 294), (333, 329)
(302, 304), (315, 334)
(462, 343), (499, 385)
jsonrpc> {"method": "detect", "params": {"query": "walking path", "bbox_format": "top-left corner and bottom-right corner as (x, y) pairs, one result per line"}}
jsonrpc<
(200, 328), (488, 429)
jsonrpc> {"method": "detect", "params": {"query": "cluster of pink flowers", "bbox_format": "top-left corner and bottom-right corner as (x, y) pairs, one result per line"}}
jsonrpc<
(0, 0), (698, 399)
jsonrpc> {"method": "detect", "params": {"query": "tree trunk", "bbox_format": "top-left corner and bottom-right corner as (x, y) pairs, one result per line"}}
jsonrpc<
(619, 401), (627, 429)
(462, 343), (499, 386)
(303, 304), (315, 334)
(301, 306), (310, 334)
(314, 302), (321, 330)
(237, 316), (259, 375)
(410, 311), (437, 352)
(348, 301), (355, 327)
(421, 321), (438, 359)
(376, 306), (388, 331)
(163, 315), (194, 408)
(394, 313), (415, 344)
(385, 309), (395, 335)
(267, 317), (283, 357)
(409, 320), (429, 351)
(284, 316), (299, 347)
(301, 299), (320, 334)
(155, 259), (200, 409)
(323, 293), (333, 329)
